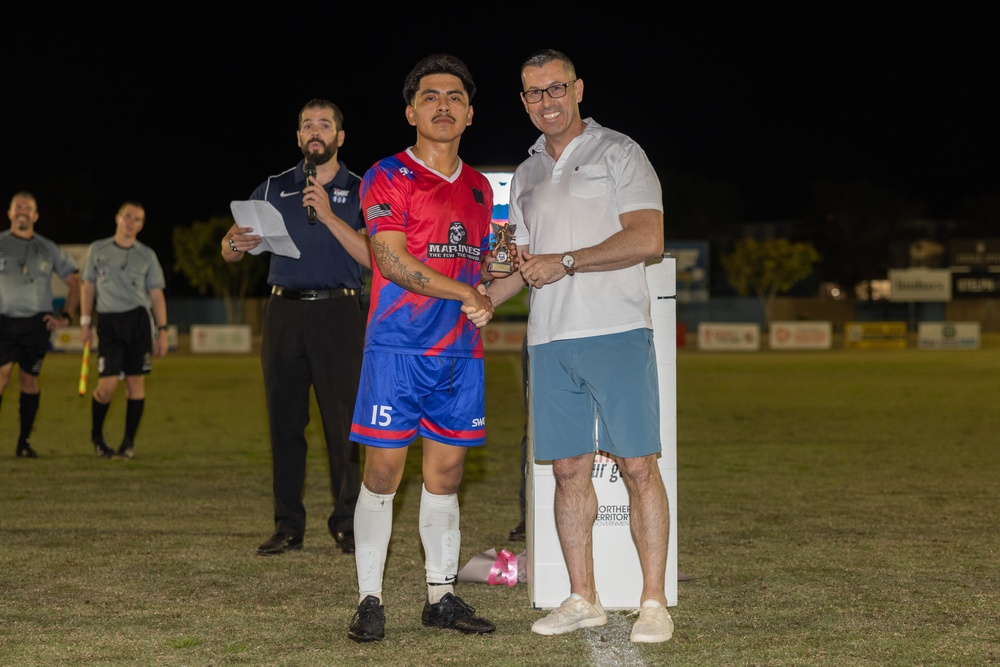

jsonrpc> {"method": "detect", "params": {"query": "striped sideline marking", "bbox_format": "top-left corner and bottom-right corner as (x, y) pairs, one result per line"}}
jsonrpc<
(584, 611), (648, 667)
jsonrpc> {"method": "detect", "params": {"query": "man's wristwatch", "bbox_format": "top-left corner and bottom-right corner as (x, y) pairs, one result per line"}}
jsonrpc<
(560, 253), (576, 276)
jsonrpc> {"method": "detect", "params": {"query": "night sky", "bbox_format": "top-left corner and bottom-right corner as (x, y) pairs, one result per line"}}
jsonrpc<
(3, 4), (995, 270)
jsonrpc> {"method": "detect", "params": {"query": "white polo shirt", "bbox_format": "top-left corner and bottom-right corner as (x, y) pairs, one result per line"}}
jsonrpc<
(510, 118), (663, 345)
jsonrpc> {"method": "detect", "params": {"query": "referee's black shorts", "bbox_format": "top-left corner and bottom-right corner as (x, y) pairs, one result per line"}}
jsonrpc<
(0, 313), (50, 375)
(95, 307), (153, 377)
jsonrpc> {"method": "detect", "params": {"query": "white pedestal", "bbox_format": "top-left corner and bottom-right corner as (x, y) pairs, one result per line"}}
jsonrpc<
(528, 257), (678, 609)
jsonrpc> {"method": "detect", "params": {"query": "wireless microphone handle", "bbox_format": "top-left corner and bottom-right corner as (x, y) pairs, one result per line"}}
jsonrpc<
(304, 161), (317, 223)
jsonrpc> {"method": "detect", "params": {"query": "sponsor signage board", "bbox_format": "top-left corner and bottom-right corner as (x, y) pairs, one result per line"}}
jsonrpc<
(481, 322), (526, 352)
(951, 270), (1000, 298)
(949, 239), (1000, 268)
(53, 244), (91, 299)
(769, 321), (833, 350)
(664, 241), (709, 303)
(190, 324), (252, 353)
(888, 268), (952, 302)
(51, 325), (178, 352)
(51, 326), (93, 352)
(844, 321), (908, 349)
(697, 323), (760, 351)
(917, 322), (980, 349)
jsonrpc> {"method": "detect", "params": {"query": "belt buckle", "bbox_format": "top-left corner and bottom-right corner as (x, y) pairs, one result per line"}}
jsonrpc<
(300, 290), (321, 301)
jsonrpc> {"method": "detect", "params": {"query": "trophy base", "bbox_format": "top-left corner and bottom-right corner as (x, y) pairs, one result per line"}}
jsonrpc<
(487, 261), (513, 274)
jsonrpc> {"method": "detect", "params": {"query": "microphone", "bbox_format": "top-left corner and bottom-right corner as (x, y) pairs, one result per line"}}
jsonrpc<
(304, 160), (317, 223)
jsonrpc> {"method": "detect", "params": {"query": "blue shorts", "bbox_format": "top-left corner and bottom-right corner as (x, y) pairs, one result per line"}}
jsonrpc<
(529, 329), (661, 461)
(351, 350), (486, 448)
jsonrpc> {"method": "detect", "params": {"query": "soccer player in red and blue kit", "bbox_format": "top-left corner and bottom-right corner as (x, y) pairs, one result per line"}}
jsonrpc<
(347, 54), (506, 643)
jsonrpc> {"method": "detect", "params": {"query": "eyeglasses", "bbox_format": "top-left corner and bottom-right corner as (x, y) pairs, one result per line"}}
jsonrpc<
(521, 80), (576, 104)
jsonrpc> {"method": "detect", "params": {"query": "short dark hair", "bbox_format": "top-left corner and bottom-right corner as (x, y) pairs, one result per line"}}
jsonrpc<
(299, 99), (345, 131)
(117, 200), (144, 215)
(9, 191), (36, 207)
(521, 49), (576, 78)
(402, 54), (476, 104)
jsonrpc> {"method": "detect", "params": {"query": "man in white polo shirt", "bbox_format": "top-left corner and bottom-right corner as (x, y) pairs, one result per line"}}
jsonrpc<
(484, 48), (673, 644)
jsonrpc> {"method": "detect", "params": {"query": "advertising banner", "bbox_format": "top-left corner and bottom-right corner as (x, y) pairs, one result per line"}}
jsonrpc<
(769, 321), (833, 350)
(190, 325), (252, 353)
(888, 268), (952, 302)
(949, 239), (1000, 268)
(951, 271), (1000, 298)
(917, 322), (981, 349)
(844, 322), (908, 349)
(697, 323), (760, 351)
(481, 322), (526, 352)
(51, 325), (178, 352)
(664, 241), (709, 303)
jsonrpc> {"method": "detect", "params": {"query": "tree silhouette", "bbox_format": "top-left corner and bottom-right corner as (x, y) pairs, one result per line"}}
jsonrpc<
(172, 216), (267, 324)
(720, 238), (821, 330)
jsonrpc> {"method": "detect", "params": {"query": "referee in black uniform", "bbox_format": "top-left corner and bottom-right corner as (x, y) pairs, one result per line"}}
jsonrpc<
(80, 201), (169, 460)
(1, 192), (80, 457)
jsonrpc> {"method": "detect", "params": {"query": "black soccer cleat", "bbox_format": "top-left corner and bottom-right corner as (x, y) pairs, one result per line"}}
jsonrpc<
(93, 437), (115, 459)
(348, 595), (385, 643)
(117, 439), (135, 459)
(422, 593), (496, 635)
(16, 439), (38, 458)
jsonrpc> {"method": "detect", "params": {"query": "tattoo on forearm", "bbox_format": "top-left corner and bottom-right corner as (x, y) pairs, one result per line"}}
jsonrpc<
(372, 237), (431, 292)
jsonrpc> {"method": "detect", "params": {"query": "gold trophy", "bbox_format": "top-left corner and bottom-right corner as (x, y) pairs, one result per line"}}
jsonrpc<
(488, 222), (517, 273)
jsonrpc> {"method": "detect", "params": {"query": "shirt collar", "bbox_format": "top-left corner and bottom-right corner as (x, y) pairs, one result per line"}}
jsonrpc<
(528, 117), (601, 157)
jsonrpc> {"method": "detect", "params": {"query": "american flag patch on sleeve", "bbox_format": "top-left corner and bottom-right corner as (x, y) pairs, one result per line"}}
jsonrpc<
(366, 203), (392, 220)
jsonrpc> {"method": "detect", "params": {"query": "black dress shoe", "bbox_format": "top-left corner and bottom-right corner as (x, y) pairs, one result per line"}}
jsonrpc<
(334, 530), (356, 554)
(508, 519), (526, 542)
(256, 532), (303, 556)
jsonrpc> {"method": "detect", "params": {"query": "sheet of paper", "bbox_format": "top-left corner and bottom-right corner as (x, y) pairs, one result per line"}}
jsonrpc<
(229, 200), (301, 259)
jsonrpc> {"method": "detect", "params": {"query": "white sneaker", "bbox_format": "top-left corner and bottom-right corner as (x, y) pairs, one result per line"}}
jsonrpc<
(630, 600), (674, 643)
(531, 594), (607, 635)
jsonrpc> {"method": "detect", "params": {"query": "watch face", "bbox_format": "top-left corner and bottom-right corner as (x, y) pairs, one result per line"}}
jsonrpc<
(562, 255), (575, 268)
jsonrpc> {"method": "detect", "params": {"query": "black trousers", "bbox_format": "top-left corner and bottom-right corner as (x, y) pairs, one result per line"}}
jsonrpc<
(260, 293), (364, 537)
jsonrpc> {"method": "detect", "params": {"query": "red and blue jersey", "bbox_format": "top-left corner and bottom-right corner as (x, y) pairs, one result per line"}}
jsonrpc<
(361, 150), (493, 358)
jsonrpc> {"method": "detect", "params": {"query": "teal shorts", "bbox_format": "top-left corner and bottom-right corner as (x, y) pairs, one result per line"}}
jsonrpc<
(529, 328), (661, 461)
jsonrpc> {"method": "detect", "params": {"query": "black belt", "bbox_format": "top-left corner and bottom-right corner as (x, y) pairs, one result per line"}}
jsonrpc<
(271, 286), (358, 301)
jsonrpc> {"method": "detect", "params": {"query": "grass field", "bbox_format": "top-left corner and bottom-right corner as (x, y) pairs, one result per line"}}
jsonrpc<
(1, 342), (998, 666)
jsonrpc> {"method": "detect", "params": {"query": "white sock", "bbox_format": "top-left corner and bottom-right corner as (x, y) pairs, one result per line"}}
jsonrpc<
(419, 484), (460, 602)
(355, 483), (395, 603)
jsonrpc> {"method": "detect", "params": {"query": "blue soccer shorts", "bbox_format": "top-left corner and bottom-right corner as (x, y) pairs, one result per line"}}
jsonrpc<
(351, 350), (486, 448)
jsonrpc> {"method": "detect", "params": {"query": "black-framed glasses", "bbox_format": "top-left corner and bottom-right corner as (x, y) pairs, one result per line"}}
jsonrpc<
(521, 80), (576, 104)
